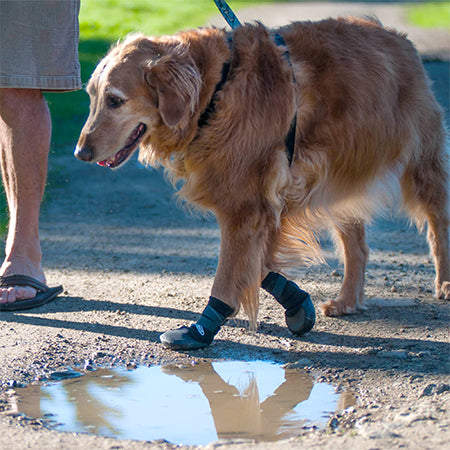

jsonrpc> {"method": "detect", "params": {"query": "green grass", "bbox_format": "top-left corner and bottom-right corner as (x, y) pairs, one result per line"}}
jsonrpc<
(408, 2), (450, 29)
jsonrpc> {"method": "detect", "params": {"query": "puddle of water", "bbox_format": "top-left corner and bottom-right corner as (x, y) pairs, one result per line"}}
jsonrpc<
(11, 361), (355, 445)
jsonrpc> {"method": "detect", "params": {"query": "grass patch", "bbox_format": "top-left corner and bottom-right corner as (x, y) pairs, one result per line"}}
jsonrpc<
(408, 2), (450, 29)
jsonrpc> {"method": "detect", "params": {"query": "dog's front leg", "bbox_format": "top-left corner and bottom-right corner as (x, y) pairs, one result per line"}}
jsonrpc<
(211, 216), (269, 326)
(160, 209), (272, 350)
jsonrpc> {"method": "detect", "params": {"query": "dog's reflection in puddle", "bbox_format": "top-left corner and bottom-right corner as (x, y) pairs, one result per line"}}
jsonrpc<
(12, 361), (354, 445)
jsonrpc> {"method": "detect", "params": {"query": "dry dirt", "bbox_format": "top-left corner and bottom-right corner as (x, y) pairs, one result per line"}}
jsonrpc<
(0, 2), (449, 449)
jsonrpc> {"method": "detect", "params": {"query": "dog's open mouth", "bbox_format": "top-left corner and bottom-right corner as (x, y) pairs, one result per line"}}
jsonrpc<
(97, 123), (147, 168)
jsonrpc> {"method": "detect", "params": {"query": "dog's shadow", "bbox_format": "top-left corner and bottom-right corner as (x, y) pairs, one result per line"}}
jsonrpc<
(2, 294), (447, 376)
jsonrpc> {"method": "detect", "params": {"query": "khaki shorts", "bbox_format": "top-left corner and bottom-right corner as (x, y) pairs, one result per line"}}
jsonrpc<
(0, 0), (82, 91)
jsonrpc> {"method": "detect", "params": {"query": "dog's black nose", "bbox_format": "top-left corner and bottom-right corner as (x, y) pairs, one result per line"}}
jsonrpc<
(74, 146), (92, 161)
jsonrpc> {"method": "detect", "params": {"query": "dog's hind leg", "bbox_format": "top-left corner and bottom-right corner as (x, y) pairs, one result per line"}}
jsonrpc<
(321, 220), (369, 316)
(401, 151), (450, 300)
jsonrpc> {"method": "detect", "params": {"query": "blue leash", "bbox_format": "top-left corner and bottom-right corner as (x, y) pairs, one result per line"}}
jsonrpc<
(213, 0), (242, 29)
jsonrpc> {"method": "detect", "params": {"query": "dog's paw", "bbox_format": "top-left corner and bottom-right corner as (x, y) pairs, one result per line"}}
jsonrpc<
(285, 294), (316, 335)
(159, 326), (211, 350)
(356, 302), (369, 311)
(320, 299), (358, 316)
(437, 281), (450, 300)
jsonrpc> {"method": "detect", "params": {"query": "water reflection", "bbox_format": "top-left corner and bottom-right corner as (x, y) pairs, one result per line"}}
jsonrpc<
(12, 361), (354, 445)
(162, 362), (315, 440)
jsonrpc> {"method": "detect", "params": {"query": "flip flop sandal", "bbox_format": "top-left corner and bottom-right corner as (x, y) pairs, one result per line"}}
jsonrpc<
(0, 275), (63, 311)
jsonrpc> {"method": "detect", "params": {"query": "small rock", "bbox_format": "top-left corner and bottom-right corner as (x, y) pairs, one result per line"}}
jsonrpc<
(84, 359), (95, 371)
(436, 383), (450, 394)
(417, 351), (431, 358)
(390, 285), (398, 293)
(420, 383), (437, 397)
(420, 383), (450, 397)
(379, 350), (408, 359)
(359, 347), (379, 356)
(126, 362), (137, 370)
(47, 370), (82, 381)
(283, 358), (313, 369)
(328, 417), (339, 429)
(331, 270), (341, 277)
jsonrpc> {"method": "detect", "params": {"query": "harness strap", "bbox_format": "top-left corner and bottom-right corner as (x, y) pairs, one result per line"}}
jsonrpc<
(198, 59), (231, 128)
(274, 32), (297, 166)
(207, 0), (297, 166)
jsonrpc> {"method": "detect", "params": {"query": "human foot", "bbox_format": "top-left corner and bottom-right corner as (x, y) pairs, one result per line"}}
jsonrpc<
(0, 275), (63, 311)
(0, 257), (46, 304)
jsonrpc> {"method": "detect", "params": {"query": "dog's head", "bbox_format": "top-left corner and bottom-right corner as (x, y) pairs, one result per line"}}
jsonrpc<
(75, 34), (201, 168)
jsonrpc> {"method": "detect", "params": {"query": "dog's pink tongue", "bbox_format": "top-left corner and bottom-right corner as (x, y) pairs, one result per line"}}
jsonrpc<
(97, 154), (118, 167)
(97, 157), (116, 167)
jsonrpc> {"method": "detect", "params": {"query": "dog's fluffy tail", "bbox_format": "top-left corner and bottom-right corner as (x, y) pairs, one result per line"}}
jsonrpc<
(273, 213), (325, 269)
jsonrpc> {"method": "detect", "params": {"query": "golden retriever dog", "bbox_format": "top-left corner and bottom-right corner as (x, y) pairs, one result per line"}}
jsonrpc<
(76, 17), (449, 349)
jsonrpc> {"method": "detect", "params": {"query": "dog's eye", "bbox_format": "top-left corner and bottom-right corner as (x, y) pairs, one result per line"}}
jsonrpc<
(108, 96), (124, 109)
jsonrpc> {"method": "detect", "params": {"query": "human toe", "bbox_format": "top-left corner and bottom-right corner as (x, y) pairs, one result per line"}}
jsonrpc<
(1, 287), (14, 303)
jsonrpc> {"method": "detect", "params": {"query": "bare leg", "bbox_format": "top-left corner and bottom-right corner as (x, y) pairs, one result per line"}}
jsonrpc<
(321, 221), (369, 316)
(0, 88), (50, 304)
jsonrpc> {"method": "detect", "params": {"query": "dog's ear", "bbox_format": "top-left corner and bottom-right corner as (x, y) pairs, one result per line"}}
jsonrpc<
(145, 49), (201, 128)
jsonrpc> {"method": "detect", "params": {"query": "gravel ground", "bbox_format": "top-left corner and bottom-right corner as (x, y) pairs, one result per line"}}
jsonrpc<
(0, 2), (449, 449)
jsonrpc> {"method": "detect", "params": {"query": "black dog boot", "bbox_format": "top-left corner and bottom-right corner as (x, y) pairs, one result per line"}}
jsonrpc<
(262, 272), (315, 334)
(160, 296), (234, 350)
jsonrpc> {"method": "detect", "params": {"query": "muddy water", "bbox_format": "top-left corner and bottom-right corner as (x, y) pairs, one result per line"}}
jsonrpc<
(11, 361), (355, 445)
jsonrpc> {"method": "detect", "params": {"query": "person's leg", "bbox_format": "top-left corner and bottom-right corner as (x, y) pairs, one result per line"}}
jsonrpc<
(0, 88), (51, 303)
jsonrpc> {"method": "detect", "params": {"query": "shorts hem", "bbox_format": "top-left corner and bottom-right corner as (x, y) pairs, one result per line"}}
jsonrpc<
(0, 75), (82, 91)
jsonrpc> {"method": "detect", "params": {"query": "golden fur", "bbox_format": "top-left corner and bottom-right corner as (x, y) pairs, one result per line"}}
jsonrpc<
(76, 17), (449, 327)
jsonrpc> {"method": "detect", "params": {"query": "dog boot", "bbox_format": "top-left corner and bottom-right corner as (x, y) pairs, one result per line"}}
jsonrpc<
(262, 272), (315, 335)
(160, 296), (234, 350)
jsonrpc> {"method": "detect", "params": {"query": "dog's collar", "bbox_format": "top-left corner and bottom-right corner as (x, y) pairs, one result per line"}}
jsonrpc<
(197, 33), (297, 166)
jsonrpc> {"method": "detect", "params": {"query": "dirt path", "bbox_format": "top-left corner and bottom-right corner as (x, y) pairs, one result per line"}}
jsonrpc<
(0, 2), (449, 449)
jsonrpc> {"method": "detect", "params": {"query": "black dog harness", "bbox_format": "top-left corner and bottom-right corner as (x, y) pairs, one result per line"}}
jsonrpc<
(199, 0), (297, 166)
